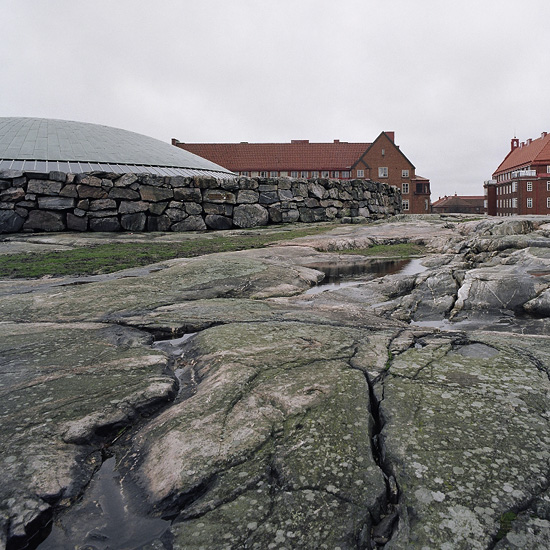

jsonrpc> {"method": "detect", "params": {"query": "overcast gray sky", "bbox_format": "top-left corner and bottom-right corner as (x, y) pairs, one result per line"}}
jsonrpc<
(2, 0), (549, 199)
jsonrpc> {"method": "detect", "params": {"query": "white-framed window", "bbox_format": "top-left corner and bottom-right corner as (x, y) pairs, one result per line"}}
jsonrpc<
(321, 171), (329, 178)
(513, 181), (518, 192)
(527, 181), (533, 192)
(527, 197), (533, 208)
(402, 183), (409, 194)
(311, 171), (319, 178)
(270, 171), (278, 177)
(547, 197), (550, 208)
(330, 171), (339, 178)
(512, 198), (517, 208)
(342, 171), (350, 178)
(240, 171), (249, 176)
(300, 171), (308, 178)
(378, 167), (388, 178)
(547, 165), (550, 173)
(402, 169), (409, 178)
(402, 199), (409, 211)
(424, 199), (429, 211)
(547, 181), (550, 191)
(291, 171), (298, 178)
(357, 169), (365, 178)
(260, 171), (268, 177)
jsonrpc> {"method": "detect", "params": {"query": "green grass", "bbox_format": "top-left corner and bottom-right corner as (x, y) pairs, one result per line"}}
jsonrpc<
(339, 242), (427, 258)
(495, 511), (517, 541)
(0, 225), (335, 278)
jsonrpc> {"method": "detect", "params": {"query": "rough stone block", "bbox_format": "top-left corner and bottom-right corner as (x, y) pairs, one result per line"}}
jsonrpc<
(281, 209), (300, 223)
(172, 215), (206, 232)
(121, 213), (147, 231)
(147, 215), (172, 231)
(205, 214), (233, 230)
(59, 184), (78, 198)
(184, 202), (203, 216)
(0, 187), (25, 202)
(77, 185), (108, 199)
(23, 210), (65, 232)
(66, 213), (88, 231)
(139, 185), (173, 202)
(278, 189), (294, 201)
(113, 173), (138, 188)
(27, 179), (63, 196)
(89, 217), (121, 232)
(203, 203), (233, 216)
(165, 208), (188, 222)
(148, 202), (168, 215)
(119, 201), (148, 214)
(37, 196), (75, 210)
(48, 171), (67, 182)
(233, 204), (269, 228)
(108, 187), (140, 200)
(174, 188), (202, 202)
(89, 199), (117, 211)
(0, 210), (25, 233)
(258, 191), (279, 205)
(236, 190), (259, 204)
(202, 189), (236, 204)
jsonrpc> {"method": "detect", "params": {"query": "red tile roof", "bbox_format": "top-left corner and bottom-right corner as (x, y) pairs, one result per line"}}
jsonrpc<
(174, 140), (372, 172)
(494, 132), (550, 175)
(431, 195), (484, 208)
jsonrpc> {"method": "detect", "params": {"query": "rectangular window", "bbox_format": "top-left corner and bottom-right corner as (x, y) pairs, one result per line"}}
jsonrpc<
(240, 171), (249, 176)
(513, 198), (517, 208)
(300, 171), (308, 178)
(527, 181), (533, 191)
(513, 181), (518, 192)
(547, 181), (550, 191)
(260, 171), (268, 177)
(527, 197), (533, 208)
(547, 165), (550, 173)
(270, 171), (278, 177)
(341, 171), (350, 178)
(402, 199), (409, 211)
(330, 171), (339, 178)
(311, 171), (319, 178)
(402, 169), (409, 178)
(402, 183), (409, 194)
(378, 167), (388, 178)
(357, 169), (365, 178)
(291, 171), (298, 178)
(321, 171), (329, 178)
(547, 197), (550, 209)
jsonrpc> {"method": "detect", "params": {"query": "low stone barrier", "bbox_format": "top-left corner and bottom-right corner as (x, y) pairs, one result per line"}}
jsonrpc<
(0, 170), (401, 233)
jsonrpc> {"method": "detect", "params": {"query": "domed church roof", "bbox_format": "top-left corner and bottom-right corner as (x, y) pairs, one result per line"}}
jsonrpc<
(0, 117), (234, 177)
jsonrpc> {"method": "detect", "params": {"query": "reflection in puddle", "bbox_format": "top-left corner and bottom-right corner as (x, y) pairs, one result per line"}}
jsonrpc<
(38, 458), (169, 550)
(304, 258), (427, 295)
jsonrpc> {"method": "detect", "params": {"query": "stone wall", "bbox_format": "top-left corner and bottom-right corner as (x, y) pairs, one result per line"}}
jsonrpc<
(0, 170), (401, 233)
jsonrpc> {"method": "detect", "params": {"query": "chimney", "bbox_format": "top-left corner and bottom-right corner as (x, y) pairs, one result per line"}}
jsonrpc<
(334, 139), (340, 144)
(527, 138), (533, 145)
(511, 138), (519, 151)
(542, 132), (548, 138)
(385, 131), (395, 142)
(171, 138), (180, 146)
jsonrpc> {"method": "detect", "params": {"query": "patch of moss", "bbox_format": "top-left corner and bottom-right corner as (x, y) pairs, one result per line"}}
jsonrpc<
(339, 242), (427, 258)
(0, 225), (336, 278)
(495, 511), (517, 541)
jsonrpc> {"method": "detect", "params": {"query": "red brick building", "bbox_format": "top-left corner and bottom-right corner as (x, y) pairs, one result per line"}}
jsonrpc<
(431, 194), (485, 214)
(485, 132), (550, 216)
(173, 132), (431, 214)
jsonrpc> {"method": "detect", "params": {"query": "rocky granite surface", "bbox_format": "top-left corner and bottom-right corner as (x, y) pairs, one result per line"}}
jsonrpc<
(1, 215), (549, 549)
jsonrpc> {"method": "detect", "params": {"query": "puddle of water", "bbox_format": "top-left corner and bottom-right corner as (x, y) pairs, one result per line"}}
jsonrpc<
(304, 258), (427, 295)
(153, 333), (197, 399)
(37, 458), (169, 550)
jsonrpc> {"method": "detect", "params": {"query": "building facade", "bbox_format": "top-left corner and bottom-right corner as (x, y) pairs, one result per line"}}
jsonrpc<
(173, 132), (431, 213)
(485, 132), (550, 216)
(431, 194), (485, 214)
